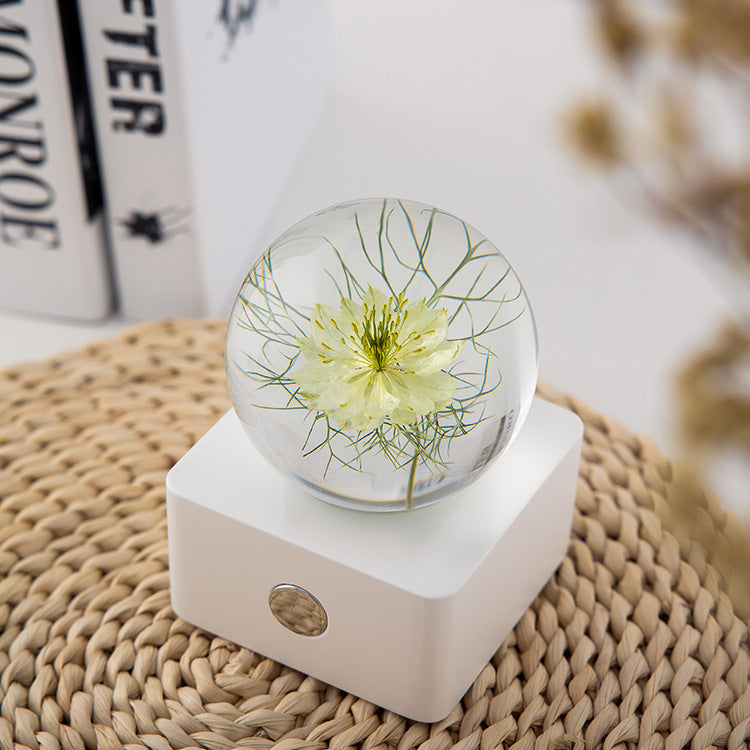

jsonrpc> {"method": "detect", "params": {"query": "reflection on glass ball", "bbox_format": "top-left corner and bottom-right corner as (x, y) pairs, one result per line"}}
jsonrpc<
(226, 198), (539, 512)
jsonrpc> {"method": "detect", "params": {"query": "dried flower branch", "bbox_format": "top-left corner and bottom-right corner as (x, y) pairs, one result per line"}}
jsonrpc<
(595, 0), (643, 65)
(568, 0), (750, 598)
(677, 0), (750, 65)
(565, 100), (622, 167)
(567, 0), (750, 273)
(677, 323), (750, 457)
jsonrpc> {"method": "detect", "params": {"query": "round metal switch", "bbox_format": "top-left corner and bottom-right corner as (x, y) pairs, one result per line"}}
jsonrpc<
(268, 584), (328, 636)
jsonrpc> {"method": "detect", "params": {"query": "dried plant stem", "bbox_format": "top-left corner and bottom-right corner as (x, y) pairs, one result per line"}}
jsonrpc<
(406, 450), (419, 510)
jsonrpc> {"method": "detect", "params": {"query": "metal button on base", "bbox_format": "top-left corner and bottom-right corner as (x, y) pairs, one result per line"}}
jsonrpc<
(268, 584), (328, 636)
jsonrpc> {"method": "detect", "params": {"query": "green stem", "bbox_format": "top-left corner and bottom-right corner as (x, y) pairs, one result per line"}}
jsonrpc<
(405, 451), (419, 510)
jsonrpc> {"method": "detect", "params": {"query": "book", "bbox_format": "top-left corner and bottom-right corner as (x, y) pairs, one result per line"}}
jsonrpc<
(0, 0), (111, 320)
(79, 0), (330, 319)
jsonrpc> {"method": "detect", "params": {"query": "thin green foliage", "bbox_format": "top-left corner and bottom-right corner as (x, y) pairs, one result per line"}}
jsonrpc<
(230, 200), (526, 495)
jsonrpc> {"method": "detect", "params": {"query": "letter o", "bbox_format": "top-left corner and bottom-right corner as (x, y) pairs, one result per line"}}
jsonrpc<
(0, 45), (35, 84)
(0, 172), (54, 209)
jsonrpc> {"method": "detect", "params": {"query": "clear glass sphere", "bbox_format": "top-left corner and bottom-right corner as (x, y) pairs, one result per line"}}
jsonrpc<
(226, 198), (538, 512)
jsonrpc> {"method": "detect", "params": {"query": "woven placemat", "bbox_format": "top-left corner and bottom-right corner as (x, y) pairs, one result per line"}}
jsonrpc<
(1, 319), (748, 750)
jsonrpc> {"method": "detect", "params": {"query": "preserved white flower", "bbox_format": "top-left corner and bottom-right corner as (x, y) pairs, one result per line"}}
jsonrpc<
(226, 198), (538, 511)
(293, 287), (461, 431)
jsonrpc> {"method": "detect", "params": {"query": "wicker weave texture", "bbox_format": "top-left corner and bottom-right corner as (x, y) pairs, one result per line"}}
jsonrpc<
(0, 319), (748, 750)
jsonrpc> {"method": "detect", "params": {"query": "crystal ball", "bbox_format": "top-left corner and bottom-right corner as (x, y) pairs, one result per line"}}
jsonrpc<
(226, 198), (539, 512)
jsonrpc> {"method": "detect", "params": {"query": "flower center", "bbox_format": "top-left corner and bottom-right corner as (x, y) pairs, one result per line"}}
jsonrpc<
(356, 293), (411, 372)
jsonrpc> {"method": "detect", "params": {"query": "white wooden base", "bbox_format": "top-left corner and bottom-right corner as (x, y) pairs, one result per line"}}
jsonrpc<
(166, 398), (583, 722)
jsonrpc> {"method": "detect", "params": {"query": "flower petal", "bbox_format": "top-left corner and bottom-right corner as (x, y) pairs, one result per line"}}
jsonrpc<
(401, 340), (462, 374)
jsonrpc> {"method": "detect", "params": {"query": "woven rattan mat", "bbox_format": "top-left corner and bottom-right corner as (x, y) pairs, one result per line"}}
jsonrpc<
(1, 319), (749, 750)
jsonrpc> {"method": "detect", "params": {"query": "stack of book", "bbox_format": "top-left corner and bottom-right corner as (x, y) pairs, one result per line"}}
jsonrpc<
(0, 1), (329, 320)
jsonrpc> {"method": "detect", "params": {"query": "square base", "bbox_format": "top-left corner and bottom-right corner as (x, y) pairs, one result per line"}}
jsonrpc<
(166, 398), (583, 722)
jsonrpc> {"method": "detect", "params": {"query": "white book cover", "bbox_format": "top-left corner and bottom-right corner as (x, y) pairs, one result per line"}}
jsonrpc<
(79, 0), (330, 320)
(0, 0), (111, 320)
